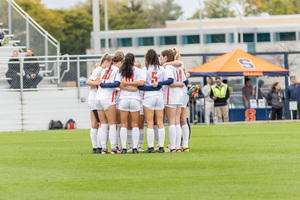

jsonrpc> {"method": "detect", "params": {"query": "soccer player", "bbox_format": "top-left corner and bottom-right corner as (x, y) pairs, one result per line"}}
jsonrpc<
(160, 49), (186, 153)
(86, 62), (103, 153)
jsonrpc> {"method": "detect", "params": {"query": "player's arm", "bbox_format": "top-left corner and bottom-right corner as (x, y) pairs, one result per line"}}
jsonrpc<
(120, 84), (138, 92)
(121, 80), (145, 87)
(163, 61), (182, 67)
(138, 85), (162, 91)
(100, 81), (120, 88)
(153, 78), (174, 87)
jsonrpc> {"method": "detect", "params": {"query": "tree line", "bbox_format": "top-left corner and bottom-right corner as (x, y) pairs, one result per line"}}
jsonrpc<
(14, 0), (300, 55)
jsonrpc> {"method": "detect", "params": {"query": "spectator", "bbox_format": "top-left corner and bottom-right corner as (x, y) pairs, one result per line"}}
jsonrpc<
(242, 78), (255, 108)
(190, 85), (204, 123)
(6, 51), (21, 89)
(286, 76), (300, 119)
(267, 82), (285, 120)
(202, 77), (214, 125)
(23, 49), (43, 88)
(210, 76), (230, 123)
(256, 80), (266, 99)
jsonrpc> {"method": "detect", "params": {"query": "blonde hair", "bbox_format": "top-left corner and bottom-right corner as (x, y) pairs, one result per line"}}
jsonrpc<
(172, 47), (181, 61)
(100, 53), (112, 65)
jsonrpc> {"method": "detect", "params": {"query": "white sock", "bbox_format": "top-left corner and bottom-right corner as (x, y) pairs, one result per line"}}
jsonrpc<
(97, 128), (101, 148)
(100, 124), (108, 149)
(154, 125), (159, 146)
(109, 124), (117, 149)
(127, 130), (132, 148)
(120, 127), (127, 149)
(117, 124), (121, 149)
(132, 127), (139, 149)
(158, 128), (165, 148)
(147, 128), (154, 148)
(182, 124), (189, 148)
(168, 124), (176, 150)
(90, 128), (98, 149)
(138, 128), (145, 148)
(175, 124), (182, 149)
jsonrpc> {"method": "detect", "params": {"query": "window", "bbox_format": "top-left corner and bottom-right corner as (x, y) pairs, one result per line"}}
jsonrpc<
(117, 38), (132, 47)
(101, 39), (111, 48)
(275, 32), (296, 41)
(257, 33), (270, 42)
(206, 34), (225, 43)
(160, 36), (177, 45)
(238, 33), (254, 43)
(183, 35), (200, 44)
(138, 37), (154, 46)
(229, 33), (235, 43)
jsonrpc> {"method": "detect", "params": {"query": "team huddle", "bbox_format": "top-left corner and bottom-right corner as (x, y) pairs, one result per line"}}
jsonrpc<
(86, 48), (190, 154)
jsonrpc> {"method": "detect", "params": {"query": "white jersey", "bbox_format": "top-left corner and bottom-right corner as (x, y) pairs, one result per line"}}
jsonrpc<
(115, 66), (141, 100)
(164, 64), (186, 105)
(96, 65), (119, 102)
(87, 67), (103, 101)
(140, 65), (167, 99)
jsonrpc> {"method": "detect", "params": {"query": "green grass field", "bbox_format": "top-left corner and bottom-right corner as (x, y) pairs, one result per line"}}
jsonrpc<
(1, 123), (300, 200)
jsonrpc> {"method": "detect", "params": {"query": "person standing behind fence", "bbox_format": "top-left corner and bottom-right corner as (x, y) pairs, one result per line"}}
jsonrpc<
(242, 78), (255, 108)
(267, 82), (285, 120)
(202, 77), (214, 125)
(286, 76), (300, 119)
(6, 51), (21, 89)
(23, 49), (43, 88)
(210, 76), (230, 123)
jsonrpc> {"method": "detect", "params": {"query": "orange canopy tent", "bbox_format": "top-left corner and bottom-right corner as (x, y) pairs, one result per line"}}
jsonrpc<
(189, 49), (289, 77)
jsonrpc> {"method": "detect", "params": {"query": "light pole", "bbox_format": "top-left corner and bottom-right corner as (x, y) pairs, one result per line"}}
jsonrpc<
(197, 0), (203, 53)
(92, 0), (101, 54)
(234, 4), (243, 50)
(104, 0), (109, 53)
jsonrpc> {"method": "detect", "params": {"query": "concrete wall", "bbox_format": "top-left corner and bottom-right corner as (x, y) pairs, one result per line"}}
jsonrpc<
(0, 87), (91, 132)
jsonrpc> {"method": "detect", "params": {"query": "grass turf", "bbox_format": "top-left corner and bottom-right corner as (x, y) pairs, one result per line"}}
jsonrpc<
(0, 123), (300, 200)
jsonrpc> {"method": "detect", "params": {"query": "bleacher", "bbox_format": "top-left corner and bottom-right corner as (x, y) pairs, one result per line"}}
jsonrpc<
(0, 23), (59, 89)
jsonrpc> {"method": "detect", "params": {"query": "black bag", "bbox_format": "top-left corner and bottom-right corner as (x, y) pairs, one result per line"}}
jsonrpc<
(49, 120), (63, 130)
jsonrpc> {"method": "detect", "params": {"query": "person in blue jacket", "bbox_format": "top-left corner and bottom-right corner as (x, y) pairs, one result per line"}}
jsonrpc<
(286, 76), (300, 119)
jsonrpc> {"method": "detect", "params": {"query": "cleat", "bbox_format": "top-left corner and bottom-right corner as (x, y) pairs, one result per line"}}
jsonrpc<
(182, 147), (190, 152)
(176, 149), (182, 153)
(101, 148), (108, 154)
(164, 146), (169, 151)
(92, 148), (97, 154)
(127, 147), (133, 153)
(154, 146), (159, 152)
(144, 147), (155, 153)
(121, 148), (127, 154)
(170, 149), (177, 153)
(138, 147), (144, 152)
(159, 147), (165, 153)
(95, 147), (102, 154)
(181, 146), (184, 150)
(132, 148), (138, 154)
(111, 148), (117, 154)
(164, 148), (171, 153)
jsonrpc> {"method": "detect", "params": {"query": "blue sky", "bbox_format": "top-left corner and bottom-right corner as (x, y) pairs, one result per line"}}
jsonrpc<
(40, 0), (198, 19)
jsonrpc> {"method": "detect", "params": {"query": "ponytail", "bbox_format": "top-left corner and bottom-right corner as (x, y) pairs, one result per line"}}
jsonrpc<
(161, 49), (175, 62)
(119, 53), (135, 78)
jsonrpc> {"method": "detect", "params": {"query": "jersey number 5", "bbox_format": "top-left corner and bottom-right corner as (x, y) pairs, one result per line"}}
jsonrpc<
(151, 72), (158, 83)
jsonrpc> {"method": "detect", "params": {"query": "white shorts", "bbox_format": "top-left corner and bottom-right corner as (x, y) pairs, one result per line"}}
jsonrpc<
(87, 99), (97, 110)
(181, 94), (189, 108)
(165, 104), (182, 109)
(95, 100), (115, 111)
(143, 96), (164, 110)
(118, 99), (140, 112)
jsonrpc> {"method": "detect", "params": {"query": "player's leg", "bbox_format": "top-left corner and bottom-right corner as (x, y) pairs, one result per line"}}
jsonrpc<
(103, 104), (117, 154)
(127, 113), (133, 152)
(90, 110), (100, 153)
(97, 109), (108, 152)
(130, 110), (140, 154)
(138, 113), (145, 152)
(143, 106), (155, 153)
(155, 109), (165, 153)
(175, 106), (182, 152)
(180, 106), (190, 152)
(165, 106), (177, 152)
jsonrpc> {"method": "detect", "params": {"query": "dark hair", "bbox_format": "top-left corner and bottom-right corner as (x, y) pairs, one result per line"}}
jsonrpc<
(145, 49), (160, 69)
(208, 77), (213, 81)
(119, 53), (135, 78)
(245, 77), (251, 84)
(290, 76), (296, 79)
(223, 80), (228, 84)
(112, 52), (124, 63)
(271, 82), (279, 90)
(215, 76), (221, 80)
(161, 49), (174, 62)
